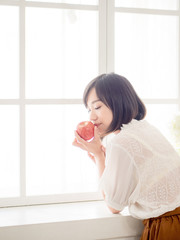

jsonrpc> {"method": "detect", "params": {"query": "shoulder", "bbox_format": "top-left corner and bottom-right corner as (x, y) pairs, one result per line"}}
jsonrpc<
(116, 119), (167, 144)
(111, 119), (147, 145)
(109, 119), (154, 156)
(112, 119), (177, 157)
(121, 119), (152, 133)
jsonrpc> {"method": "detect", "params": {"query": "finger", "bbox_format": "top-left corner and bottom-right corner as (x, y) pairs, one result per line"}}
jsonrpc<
(94, 126), (101, 139)
(72, 138), (77, 145)
(72, 138), (80, 147)
(101, 145), (106, 157)
(72, 139), (87, 151)
(87, 152), (92, 159)
(101, 145), (106, 153)
(74, 130), (87, 145)
(87, 152), (96, 163)
(72, 137), (83, 147)
(87, 152), (94, 159)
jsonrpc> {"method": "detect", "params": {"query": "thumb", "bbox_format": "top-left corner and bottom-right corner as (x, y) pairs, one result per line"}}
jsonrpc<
(94, 126), (100, 138)
(101, 145), (106, 153)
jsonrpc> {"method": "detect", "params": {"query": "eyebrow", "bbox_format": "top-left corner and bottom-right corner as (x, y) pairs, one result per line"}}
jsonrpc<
(87, 99), (101, 109)
(91, 99), (101, 104)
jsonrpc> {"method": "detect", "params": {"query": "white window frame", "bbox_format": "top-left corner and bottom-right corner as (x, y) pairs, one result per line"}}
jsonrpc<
(113, 1), (180, 111)
(0, 0), (107, 208)
(0, 0), (179, 207)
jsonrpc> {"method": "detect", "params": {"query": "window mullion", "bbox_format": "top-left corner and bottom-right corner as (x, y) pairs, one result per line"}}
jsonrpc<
(99, 0), (107, 74)
(106, 0), (114, 73)
(20, 0), (26, 198)
(179, 0), (180, 112)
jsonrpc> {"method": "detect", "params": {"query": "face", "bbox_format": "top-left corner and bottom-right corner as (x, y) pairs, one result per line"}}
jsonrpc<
(86, 88), (113, 137)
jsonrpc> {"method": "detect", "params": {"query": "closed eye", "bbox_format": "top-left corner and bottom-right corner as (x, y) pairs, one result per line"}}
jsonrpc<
(95, 106), (101, 110)
(87, 105), (101, 113)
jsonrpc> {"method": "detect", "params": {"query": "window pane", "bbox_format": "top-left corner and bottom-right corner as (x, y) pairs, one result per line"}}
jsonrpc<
(145, 104), (178, 145)
(115, 0), (179, 10)
(0, 6), (19, 99)
(0, 106), (19, 197)
(26, 8), (98, 99)
(26, 0), (98, 4)
(26, 105), (98, 195)
(115, 13), (178, 99)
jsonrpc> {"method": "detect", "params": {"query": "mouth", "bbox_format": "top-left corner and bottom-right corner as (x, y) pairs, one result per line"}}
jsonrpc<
(94, 123), (101, 128)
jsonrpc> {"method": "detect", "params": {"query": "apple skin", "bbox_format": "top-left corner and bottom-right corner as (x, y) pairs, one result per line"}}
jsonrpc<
(76, 121), (94, 141)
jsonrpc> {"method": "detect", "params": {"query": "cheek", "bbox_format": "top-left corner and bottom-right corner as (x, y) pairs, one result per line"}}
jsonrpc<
(103, 113), (113, 127)
(107, 116), (113, 126)
(106, 111), (113, 122)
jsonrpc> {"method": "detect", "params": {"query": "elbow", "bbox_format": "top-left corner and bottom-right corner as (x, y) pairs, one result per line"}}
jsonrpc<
(111, 209), (120, 214)
(102, 192), (120, 214)
(108, 206), (120, 214)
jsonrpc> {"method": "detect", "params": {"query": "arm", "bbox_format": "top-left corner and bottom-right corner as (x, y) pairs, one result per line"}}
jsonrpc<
(99, 144), (138, 215)
(101, 191), (120, 214)
(92, 150), (120, 214)
(73, 126), (106, 177)
(73, 128), (119, 214)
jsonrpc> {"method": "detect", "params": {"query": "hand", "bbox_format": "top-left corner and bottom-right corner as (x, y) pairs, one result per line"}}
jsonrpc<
(72, 126), (103, 158)
(87, 145), (106, 164)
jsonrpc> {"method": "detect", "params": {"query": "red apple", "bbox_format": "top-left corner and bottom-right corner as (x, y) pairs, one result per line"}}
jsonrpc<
(76, 121), (94, 141)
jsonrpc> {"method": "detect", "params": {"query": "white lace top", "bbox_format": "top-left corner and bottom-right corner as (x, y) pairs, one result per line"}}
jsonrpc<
(99, 119), (180, 220)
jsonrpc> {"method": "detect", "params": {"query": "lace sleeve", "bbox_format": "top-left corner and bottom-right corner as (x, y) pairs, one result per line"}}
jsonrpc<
(99, 142), (139, 211)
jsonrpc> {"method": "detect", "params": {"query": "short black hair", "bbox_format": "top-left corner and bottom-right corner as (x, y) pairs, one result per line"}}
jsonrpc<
(83, 73), (146, 134)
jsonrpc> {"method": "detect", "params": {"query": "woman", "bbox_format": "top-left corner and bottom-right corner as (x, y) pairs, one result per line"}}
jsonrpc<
(73, 73), (180, 240)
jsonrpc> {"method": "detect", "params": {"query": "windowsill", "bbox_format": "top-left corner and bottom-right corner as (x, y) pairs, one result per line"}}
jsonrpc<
(0, 201), (143, 240)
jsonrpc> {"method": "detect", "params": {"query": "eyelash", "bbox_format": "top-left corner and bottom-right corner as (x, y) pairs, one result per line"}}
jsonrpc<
(95, 106), (101, 110)
(88, 106), (101, 113)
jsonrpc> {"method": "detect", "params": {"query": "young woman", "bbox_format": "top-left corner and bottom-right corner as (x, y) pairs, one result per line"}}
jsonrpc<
(72, 73), (180, 240)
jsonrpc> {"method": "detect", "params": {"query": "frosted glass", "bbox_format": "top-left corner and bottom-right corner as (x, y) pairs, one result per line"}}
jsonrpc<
(26, 105), (98, 195)
(0, 106), (19, 197)
(115, 13), (178, 99)
(115, 0), (179, 10)
(26, 8), (98, 99)
(0, 6), (19, 99)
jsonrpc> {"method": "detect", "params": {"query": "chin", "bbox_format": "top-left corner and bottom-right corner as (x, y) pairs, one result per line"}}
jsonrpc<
(100, 131), (108, 138)
(98, 130), (105, 138)
(98, 127), (109, 138)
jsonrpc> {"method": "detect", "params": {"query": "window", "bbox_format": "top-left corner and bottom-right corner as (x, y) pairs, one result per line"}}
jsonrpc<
(0, 0), (179, 207)
(114, 0), (180, 141)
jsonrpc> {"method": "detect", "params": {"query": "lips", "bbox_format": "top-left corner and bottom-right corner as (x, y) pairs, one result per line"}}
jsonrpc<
(94, 123), (101, 127)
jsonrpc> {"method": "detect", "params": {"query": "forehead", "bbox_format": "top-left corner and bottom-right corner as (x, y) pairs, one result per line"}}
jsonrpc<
(87, 88), (101, 106)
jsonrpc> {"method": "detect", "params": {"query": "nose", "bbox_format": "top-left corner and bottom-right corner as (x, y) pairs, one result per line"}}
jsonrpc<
(89, 110), (98, 122)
